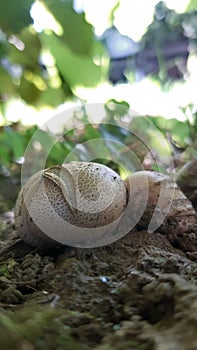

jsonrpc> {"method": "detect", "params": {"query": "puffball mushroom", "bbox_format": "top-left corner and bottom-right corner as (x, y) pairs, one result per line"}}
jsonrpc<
(125, 171), (196, 235)
(15, 162), (196, 248)
(15, 162), (127, 247)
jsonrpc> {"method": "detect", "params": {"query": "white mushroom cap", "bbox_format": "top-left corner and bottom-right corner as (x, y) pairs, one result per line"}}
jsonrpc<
(15, 162), (127, 247)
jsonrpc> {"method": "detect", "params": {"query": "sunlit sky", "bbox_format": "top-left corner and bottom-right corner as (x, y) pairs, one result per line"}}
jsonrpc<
(74, 0), (190, 39)
(4, 0), (196, 126)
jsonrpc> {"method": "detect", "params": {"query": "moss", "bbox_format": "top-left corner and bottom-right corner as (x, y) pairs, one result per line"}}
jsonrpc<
(96, 340), (147, 350)
(0, 307), (90, 350)
(0, 259), (16, 278)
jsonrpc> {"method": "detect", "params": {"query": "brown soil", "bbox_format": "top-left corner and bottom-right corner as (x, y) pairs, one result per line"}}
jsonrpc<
(0, 210), (197, 350)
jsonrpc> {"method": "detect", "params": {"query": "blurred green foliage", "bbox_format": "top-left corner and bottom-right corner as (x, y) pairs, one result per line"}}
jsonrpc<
(1, 0), (197, 110)
(136, 1), (197, 86)
(187, 0), (197, 11)
(0, 307), (89, 350)
(1, 101), (197, 179)
(0, 0), (34, 34)
(0, 0), (197, 180)
(0, 0), (106, 110)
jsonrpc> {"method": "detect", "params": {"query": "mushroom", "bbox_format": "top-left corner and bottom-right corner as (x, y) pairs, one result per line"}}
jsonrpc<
(15, 162), (196, 248)
(15, 162), (127, 247)
(125, 171), (196, 236)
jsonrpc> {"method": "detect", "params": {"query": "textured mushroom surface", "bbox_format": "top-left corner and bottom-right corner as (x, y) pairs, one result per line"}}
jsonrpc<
(125, 170), (197, 237)
(15, 162), (127, 247)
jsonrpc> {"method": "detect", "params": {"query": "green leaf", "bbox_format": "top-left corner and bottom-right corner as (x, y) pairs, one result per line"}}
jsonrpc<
(41, 32), (102, 89)
(0, 127), (25, 165)
(0, 0), (34, 35)
(0, 31), (9, 58)
(186, 0), (197, 11)
(44, 0), (94, 55)
(19, 75), (40, 104)
(0, 67), (16, 95)
(5, 127), (25, 160)
(9, 28), (41, 70)
(105, 99), (130, 119)
(149, 116), (190, 147)
(37, 85), (66, 107)
(47, 142), (72, 167)
(0, 135), (11, 166)
(81, 124), (102, 140)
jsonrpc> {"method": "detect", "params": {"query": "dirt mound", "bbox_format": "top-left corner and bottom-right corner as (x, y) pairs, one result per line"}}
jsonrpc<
(0, 225), (197, 349)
